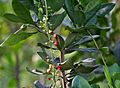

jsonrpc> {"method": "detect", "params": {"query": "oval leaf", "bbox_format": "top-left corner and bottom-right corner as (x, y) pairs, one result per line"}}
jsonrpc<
(71, 75), (91, 88)
(12, 0), (34, 24)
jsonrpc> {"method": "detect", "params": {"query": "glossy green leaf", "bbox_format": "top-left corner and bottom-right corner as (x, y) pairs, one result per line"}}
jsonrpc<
(73, 10), (86, 26)
(72, 63), (99, 73)
(18, 0), (37, 13)
(37, 43), (57, 50)
(86, 25), (111, 31)
(37, 52), (48, 61)
(71, 75), (91, 88)
(85, 4), (101, 25)
(61, 51), (81, 70)
(47, 0), (64, 12)
(26, 67), (50, 75)
(56, 35), (65, 51)
(79, 0), (91, 7)
(89, 74), (105, 84)
(85, 3), (115, 25)
(109, 63), (120, 75)
(115, 80), (120, 88)
(65, 33), (78, 48)
(12, 0), (34, 24)
(65, 0), (85, 26)
(85, 0), (101, 12)
(97, 82), (109, 88)
(67, 35), (99, 49)
(64, 0), (76, 24)
(37, 46), (51, 64)
(49, 12), (66, 30)
(97, 3), (115, 16)
(0, 32), (36, 47)
(113, 72), (120, 80)
(91, 84), (100, 88)
(4, 13), (24, 23)
(67, 48), (97, 54)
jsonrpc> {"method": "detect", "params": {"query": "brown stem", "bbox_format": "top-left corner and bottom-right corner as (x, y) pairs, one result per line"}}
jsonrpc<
(15, 54), (20, 88)
(61, 50), (67, 88)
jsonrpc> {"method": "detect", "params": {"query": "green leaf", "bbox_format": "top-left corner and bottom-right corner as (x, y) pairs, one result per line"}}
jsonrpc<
(47, 0), (64, 12)
(79, 35), (99, 44)
(37, 52), (48, 61)
(67, 35), (99, 49)
(67, 48), (97, 54)
(97, 3), (115, 16)
(71, 75), (91, 88)
(89, 74), (105, 84)
(65, 33), (78, 48)
(18, 0), (37, 13)
(85, 4), (101, 25)
(65, 0), (85, 26)
(85, 0), (101, 12)
(115, 80), (120, 88)
(12, 0), (34, 24)
(49, 12), (66, 30)
(56, 35), (65, 51)
(113, 72), (120, 80)
(86, 25), (111, 30)
(61, 51), (81, 70)
(85, 3), (115, 25)
(4, 13), (24, 23)
(109, 63), (120, 75)
(72, 63), (99, 73)
(37, 43), (57, 50)
(73, 10), (86, 26)
(26, 67), (50, 75)
(0, 32), (36, 47)
(37, 47), (51, 64)
(79, 0), (91, 7)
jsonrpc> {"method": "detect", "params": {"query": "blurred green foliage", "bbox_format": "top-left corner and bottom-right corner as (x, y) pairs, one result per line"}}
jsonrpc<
(0, 0), (48, 88)
(0, 0), (120, 88)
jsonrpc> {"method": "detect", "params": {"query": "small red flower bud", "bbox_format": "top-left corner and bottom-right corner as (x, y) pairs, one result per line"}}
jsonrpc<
(48, 78), (51, 80)
(54, 41), (58, 47)
(53, 34), (57, 38)
(57, 65), (61, 70)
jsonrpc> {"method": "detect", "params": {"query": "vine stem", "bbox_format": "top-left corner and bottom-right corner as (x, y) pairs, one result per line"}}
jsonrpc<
(44, 0), (56, 87)
(86, 30), (113, 88)
(61, 50), (67, 88)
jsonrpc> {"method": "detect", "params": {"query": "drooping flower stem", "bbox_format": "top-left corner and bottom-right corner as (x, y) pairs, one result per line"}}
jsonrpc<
(61, 50), (67, 88)
(86, 29), (113, 88)
(44, 0), (56, 87)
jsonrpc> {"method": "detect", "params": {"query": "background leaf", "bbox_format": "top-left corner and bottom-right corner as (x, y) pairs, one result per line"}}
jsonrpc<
(0, 32), (36, 47)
